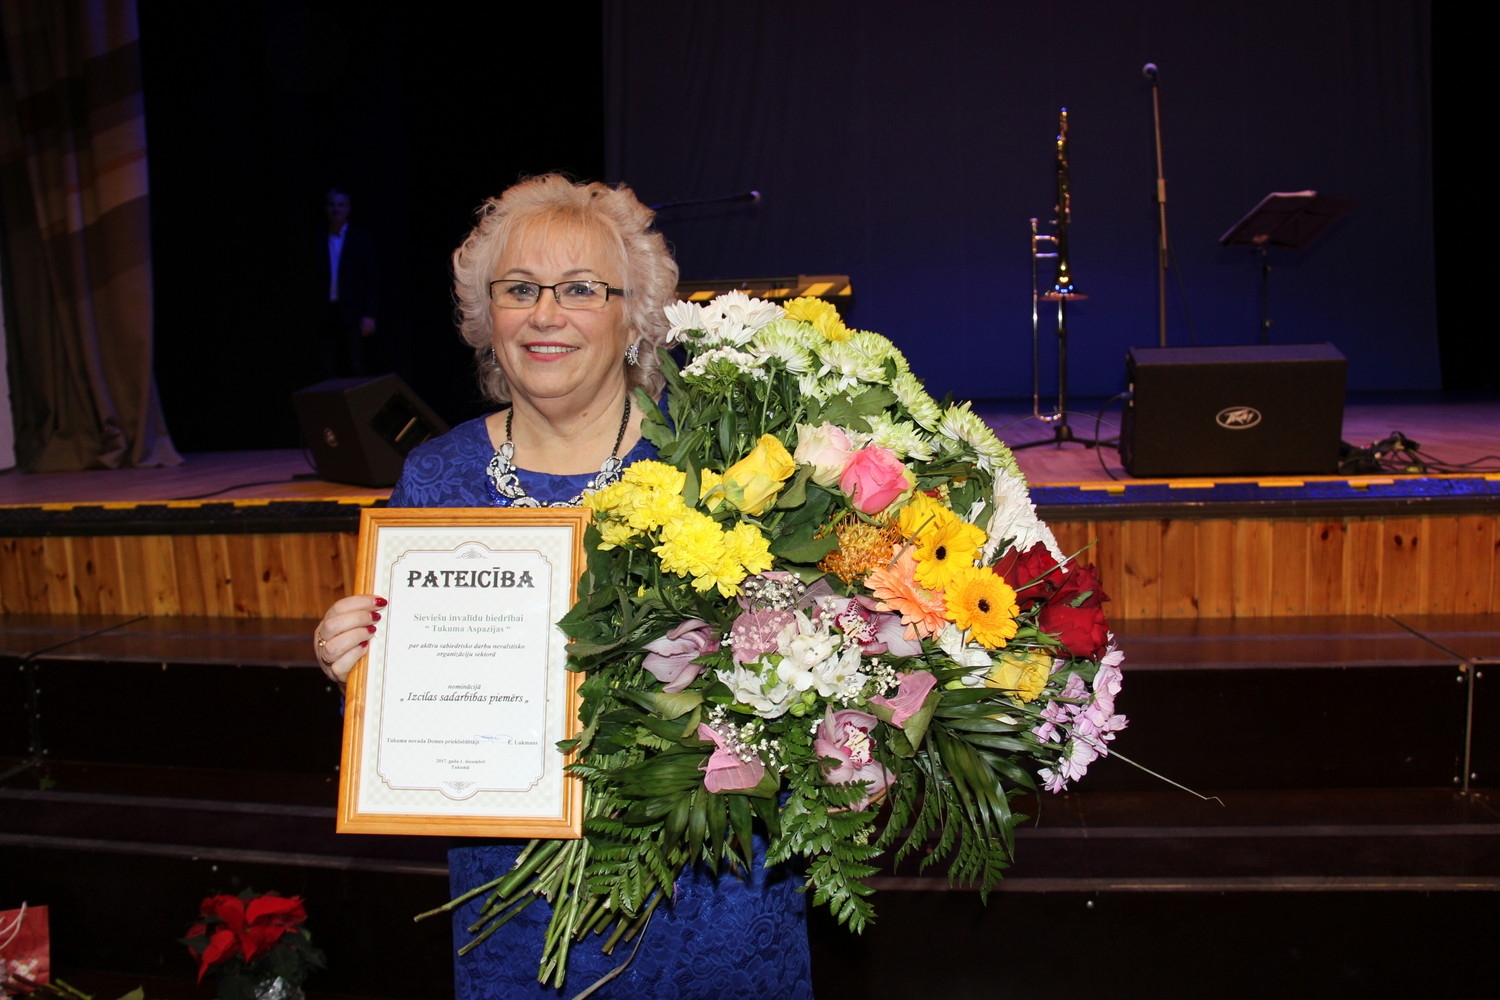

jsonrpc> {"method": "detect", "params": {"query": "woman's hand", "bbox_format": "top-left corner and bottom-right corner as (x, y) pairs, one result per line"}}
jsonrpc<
(314, 594), (387, 686)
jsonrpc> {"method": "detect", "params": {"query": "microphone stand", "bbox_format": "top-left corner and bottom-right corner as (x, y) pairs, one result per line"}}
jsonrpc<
(1145, 62), (1169, 348)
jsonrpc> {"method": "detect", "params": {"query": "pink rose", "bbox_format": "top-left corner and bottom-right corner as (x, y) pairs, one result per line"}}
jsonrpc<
(869, 670), (938, 728)
(641, 618), (719, 692)
(697, 723), (766, 793)
(814, 709), (894, 810)
(838, 446), (911, 515)
(794, 422), (856, 487)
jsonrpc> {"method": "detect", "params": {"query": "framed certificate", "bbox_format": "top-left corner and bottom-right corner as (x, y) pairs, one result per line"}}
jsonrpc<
(337, 507), (590, 838)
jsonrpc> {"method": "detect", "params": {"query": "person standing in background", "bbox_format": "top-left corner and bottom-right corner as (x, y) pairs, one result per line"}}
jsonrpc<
(322, 185), (380, 376)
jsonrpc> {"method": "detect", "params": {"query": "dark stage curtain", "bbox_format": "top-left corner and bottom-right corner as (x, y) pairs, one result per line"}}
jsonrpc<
(0, 0), (179, 471)
(603, 0), (1436, 401)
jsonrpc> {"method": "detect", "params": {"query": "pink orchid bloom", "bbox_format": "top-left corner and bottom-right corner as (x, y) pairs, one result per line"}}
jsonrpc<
(697, 723), (766, 793)
(869, 670), (938, 728)
(814, 709), (894, 810)
(642, 619), (719, 693)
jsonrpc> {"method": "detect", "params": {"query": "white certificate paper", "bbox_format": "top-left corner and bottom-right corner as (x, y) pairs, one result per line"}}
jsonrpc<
(338, 508), (588, 838)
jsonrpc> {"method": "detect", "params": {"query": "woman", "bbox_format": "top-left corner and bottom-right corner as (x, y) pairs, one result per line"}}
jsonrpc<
(314, 175), (814, 999)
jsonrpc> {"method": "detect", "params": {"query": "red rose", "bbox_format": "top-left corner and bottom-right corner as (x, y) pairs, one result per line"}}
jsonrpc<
(993, 542), (1065, 607)
(1051, 561), (1108, 608)
(1039, 602), (1111, 658)
(1038, 562), (1111, 658)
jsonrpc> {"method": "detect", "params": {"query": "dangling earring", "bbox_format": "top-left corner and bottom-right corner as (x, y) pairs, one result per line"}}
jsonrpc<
(625, 340), (641, 366)
(484, 347), (498, 368)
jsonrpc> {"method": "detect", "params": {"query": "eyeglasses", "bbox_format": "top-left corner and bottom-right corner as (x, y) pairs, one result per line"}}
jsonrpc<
(488, 279), (625, 310)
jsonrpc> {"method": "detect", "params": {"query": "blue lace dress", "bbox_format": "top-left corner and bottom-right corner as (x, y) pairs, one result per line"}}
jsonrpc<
(388, 415), (815, 1000)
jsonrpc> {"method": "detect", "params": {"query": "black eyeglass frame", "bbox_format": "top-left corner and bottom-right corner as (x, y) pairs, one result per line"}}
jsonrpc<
(487, 279), (627, 308)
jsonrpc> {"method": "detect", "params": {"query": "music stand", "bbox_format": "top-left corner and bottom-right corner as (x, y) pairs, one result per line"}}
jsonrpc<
(1220, 191), (1352, 343)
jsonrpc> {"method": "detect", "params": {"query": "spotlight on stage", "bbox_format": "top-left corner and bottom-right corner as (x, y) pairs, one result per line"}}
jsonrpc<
(292, 375), (448, 487)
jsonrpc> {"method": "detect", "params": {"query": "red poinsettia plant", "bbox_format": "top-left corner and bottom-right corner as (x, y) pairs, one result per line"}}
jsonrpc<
(181, 891), (325, 1000)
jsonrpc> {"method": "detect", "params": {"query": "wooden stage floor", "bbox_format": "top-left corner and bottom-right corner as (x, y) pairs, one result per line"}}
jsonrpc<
(1, 393), (1497, 507)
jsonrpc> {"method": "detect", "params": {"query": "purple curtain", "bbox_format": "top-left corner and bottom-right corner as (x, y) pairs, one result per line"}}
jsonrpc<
(0, 0), (179, 471)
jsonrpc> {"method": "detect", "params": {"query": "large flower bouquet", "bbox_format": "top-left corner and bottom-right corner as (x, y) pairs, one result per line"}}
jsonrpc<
(454, 293), (1125, 986)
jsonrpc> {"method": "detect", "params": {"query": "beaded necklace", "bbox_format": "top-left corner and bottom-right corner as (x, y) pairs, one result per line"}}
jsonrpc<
(485, 395), (632, 507)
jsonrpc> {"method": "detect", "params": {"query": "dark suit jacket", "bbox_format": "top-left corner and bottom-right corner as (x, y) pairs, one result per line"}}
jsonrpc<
(325, 225), (378, 327)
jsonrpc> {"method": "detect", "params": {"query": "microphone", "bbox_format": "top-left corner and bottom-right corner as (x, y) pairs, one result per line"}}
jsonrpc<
(650, 190), (761, 212)
(1143, 62), (1159, 83)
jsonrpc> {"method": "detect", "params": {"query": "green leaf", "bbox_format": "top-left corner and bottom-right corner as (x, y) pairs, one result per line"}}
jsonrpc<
(774, 465), (814, 510)
(618, 687), (705, 722)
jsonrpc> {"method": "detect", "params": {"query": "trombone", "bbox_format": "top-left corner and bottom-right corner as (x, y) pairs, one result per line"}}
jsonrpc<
(1020, 108), (1093, 449)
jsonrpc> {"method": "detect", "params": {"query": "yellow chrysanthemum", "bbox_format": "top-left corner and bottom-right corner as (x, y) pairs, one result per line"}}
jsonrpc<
(945, 565), (1020, 650)
(595, 519), (638, 550)
(913, 517), (987, 592)
(653, 508), (726, 584)
(622, 460), (687, 494)
(782, 296), (851, 342)
(985, 647), (1053, 702)
(697, 468), (725, 510)
(723, 521), (775, 577)
(636, 489), (689, 530)
(583, 481), (631, 516)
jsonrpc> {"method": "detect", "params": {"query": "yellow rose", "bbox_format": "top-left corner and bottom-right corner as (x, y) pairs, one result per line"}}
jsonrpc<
(985, 648), (1052, 703)
(720, 434), (796, 515)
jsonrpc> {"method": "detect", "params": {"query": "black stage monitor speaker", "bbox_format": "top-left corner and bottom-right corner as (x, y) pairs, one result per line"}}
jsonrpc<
(292, 375), (449, 487)
(1120, 344), (1346, 477)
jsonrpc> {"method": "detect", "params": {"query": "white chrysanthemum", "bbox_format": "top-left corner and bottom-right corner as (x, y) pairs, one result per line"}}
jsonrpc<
(981, 468), (1064, 563)
(863, 411), (936, 461)
(758, 316), (822, 351)
(892, 371), (944, 431)
(681, 346), (768, 380)
(751, 324), (816, 374)
(684, 291), (784, 347)
(938, 401), (1016, 474)
(797, 369), (832, 401)
(712, 290), (784, 333)
(815, 336), (888, 387)
(664, 300), (707, 344)
(845, 330), (902, 377)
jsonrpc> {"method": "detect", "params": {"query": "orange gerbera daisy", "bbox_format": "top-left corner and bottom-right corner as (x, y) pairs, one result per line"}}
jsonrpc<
(866, 546), (948, 640)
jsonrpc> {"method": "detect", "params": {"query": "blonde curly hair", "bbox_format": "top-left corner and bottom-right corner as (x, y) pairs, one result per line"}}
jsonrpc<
(451, 174), (679, 404)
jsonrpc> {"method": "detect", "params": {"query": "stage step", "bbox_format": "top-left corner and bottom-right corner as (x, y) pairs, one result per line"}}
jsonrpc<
(4, 613), (1498, 998)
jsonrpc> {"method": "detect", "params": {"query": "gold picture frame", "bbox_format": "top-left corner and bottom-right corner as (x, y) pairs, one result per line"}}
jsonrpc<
(337, 507), (590, 838)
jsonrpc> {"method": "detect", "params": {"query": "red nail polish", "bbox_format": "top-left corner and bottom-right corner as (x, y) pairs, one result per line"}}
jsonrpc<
(373, 596), (388, 607)
(361, 640), (369, 648)
(370, 611), (382, 622)
(367, 625), (378, 634)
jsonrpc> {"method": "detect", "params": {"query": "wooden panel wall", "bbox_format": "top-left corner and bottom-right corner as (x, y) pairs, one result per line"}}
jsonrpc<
(1050, 511), (1500, 619)
(4, 511), (1497, 620)
(2, 532), (358, 619)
